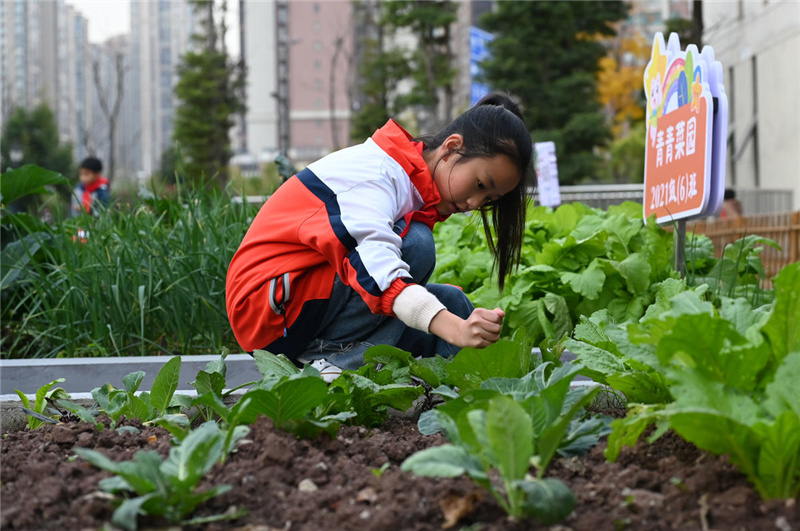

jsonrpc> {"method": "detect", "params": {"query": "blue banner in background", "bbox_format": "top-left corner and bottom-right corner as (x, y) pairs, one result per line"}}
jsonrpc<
(470, 26), (494, 106)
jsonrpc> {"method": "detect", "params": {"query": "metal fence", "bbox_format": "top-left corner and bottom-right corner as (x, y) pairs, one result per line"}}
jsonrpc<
(551, 184), (645, 211)
(546, 184), (794, 216)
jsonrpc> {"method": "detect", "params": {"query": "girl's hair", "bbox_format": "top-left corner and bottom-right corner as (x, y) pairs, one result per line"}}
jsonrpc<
(418, 92), (535, 289)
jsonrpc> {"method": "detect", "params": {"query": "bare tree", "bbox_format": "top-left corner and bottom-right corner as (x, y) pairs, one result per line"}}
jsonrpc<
(79, 121), (96, 156)
(92, 47), (125, 182)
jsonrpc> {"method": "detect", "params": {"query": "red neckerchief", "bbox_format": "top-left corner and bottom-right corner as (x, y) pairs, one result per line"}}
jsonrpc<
(82, 176), (109, 213)
(370, 120), (449, 237)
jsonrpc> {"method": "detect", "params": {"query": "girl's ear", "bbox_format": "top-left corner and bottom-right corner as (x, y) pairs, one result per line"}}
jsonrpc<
(441, 134), (464, 158)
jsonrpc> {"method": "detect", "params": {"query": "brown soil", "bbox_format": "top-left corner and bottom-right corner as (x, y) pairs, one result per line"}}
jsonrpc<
(1, 415), (797, 531)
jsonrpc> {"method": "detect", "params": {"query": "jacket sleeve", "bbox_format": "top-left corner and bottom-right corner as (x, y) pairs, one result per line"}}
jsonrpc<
(296, 171), (417, 316)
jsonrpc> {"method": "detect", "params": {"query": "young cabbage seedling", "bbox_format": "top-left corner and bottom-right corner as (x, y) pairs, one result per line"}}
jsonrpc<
(404, 362), (609, 524)
(75, 421), (245, 531)
(92, 356), (183, 427)
(14, 378), (70, 429)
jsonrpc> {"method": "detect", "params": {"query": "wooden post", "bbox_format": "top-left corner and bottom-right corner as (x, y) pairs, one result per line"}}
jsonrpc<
(789, 211), (800, 265)
(675, 219), (687, 277)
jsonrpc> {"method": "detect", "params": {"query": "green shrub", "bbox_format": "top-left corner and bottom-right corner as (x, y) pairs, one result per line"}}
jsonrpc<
(1, 187), (257, 358)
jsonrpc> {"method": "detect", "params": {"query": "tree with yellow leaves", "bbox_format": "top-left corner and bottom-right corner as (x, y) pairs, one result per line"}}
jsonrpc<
(597, 33), (650, 139)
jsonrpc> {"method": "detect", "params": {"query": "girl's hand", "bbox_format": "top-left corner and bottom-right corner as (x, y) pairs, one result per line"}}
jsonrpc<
(429, 308), (505, 349)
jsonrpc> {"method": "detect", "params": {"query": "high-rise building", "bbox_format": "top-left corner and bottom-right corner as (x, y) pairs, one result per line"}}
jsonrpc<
(286, 0), (354, 161)
(130, 0), (197, 177)
(242, 0), (355, 165)
(0, 0), (42, 115)
(0, 0), (93, 164)
(241, 0), (278, 161)
(242, 0), (482, 165)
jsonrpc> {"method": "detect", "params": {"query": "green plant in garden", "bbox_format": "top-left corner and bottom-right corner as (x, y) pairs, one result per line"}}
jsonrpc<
(56, 398), (104, 428)
(1, 165), (68, 295)
(405, 395), (576, 523)
(402, 359), (608, 523)
(179, 350), (357, 441)
(565, 278), (773, 406)
(194, 366), (354, 443)
(91, 357), (183, 427)
(1, 186), (256, 359)
(75, 421), (245, 531)
(14, 378), (70, 429)
(433, 202), (677, 346)
(251, 349), (417, 432)
(188, 352), (259, 422)
(599, 262), (800, 500)
(684, 232), (778, 305)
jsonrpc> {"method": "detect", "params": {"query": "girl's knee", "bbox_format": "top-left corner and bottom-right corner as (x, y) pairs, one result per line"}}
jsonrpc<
(427, 283), (474, 319)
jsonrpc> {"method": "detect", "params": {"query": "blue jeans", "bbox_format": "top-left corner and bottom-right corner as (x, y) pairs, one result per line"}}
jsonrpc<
(299, 220), (474, 370)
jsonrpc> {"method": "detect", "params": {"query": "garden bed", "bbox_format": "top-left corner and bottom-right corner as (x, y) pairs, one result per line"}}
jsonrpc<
(2, 415), (796, 531)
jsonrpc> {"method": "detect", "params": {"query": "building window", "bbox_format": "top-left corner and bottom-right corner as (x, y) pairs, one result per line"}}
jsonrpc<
(314, 79), (323, 90)
(313, 40), (322, 52)
(314, 60), (321, 70)
(313, 3), (320, 13)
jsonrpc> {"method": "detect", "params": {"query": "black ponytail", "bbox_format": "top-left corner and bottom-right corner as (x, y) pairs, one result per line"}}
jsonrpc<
(418, 92), (536, 289)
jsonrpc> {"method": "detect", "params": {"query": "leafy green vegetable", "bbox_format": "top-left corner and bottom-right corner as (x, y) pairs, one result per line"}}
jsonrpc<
(762, 262), (800, 363)
(75, 421), (244, 530)
(405, 361), (607, 523)
(91, 358), (185, 427)
(149, 357), (181, 415)
(443, 339), (533, 391)
(403, 388), (581, 523)
(685, 232), (778, 304)
(14, 379), (70, 429)
(433, 202), (677, 345)
(603, 262), (800, 500)
(566, 308), (670, 404)
(57, 399), (103, 428)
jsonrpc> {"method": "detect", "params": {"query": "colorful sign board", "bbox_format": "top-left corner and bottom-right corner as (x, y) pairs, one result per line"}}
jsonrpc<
(535, 141), (561, 208)
(643, 33), (728, 224)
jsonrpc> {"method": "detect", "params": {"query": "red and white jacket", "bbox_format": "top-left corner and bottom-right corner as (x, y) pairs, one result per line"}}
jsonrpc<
(226, 120), (449, 356)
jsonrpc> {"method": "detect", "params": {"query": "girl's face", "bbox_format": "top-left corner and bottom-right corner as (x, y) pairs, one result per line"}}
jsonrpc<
(429, 134), (521, 216)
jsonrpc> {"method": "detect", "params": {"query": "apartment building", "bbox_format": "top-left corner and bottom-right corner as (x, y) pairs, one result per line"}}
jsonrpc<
(129, 0), (197, 177)
(703, 0), (800, 210)
(0, 0), (93, 163)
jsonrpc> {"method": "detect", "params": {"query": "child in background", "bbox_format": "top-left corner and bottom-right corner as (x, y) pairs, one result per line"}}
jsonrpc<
(720, 188), (743, 219)
(226, 93), (535, 381)
(71, 157), (110, 217)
